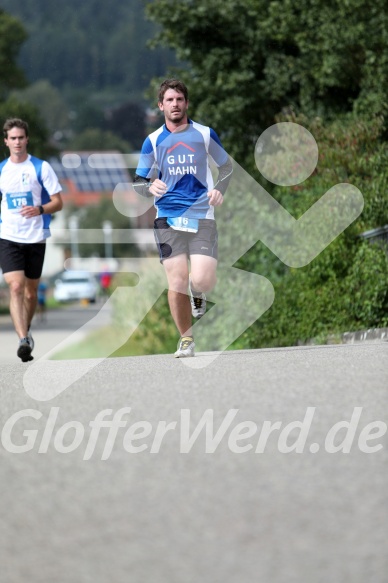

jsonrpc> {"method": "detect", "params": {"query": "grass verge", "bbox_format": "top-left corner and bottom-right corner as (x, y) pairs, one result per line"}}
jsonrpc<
(51, 294), (178, 360)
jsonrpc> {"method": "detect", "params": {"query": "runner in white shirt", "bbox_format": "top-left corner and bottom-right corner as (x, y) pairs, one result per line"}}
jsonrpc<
(0, 118), (63, 362)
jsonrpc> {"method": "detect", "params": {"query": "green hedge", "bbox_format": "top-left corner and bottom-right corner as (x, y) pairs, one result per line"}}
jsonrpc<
(242, 114), (388, 348)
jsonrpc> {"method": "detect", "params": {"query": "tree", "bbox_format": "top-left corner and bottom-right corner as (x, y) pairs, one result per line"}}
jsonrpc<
(0, 9), (27, 100)
(71, 99), (107, 134)
(237, 114), (388, 347)
(106, 102), (146, 151)
(65, 198), (139, 259)
(147, 0), (388, 168)
(0, 0), (176, 95)
(10, 79), (70, 135)
(0, 10), (54, 158)
(0, 96), (56, 160)
(66, 128), (132, 153)
(141, 0), (388, 351)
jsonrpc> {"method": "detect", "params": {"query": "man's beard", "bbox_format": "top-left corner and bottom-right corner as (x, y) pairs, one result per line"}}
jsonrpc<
(169, 110), (186, 123)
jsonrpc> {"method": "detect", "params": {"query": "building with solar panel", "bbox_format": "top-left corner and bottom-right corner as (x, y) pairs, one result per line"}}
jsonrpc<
(50, 151), (135, 206)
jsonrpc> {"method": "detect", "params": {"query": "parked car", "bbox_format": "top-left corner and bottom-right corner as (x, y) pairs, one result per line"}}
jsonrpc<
(53, 270), (99, 303)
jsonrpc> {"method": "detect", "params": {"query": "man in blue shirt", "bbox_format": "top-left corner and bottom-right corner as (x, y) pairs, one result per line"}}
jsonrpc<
(134, 79), (232, 357)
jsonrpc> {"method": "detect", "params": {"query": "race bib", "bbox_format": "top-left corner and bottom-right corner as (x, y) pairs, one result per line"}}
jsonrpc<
(6, 191), (33, 210)
(167, 217), (199, 233)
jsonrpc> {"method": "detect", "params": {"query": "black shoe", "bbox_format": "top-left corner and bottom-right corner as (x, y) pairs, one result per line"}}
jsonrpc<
(17, 337), (33, 362)
(27, 327), (35, 351)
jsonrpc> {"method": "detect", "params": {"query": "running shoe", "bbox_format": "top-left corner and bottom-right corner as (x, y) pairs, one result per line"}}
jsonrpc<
(27, 328), (35, 352)
(189, 285), (206, 319)
(17, 337), (33, 363)
(174, 336), (195, 358)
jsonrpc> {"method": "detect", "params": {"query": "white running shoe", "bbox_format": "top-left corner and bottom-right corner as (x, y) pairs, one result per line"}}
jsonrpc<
(174, 336), (195, 358)
(189, 285), (206, 319)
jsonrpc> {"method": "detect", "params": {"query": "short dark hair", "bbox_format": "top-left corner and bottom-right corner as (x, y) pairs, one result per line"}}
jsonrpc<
(3, 118), (29, 139)
(158, 79), (189, 104)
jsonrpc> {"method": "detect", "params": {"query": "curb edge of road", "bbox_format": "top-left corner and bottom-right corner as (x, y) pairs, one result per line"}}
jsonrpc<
(299, 326), (388, 347)
(1, 312), (387, 349)
(341, 326), (388, 344)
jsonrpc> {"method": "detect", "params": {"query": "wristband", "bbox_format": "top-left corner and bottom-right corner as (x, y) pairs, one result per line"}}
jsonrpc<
(38, 205), (44, 215)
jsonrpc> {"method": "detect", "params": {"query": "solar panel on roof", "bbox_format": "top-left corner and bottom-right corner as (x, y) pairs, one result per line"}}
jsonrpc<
(49, 152), (132, 192)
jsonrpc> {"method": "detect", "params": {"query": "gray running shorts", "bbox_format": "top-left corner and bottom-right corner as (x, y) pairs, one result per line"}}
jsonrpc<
(154, 218), (218, 262)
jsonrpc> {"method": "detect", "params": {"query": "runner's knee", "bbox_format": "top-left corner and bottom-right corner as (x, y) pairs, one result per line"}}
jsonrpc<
(168, 273), (189, 294)
(191, 273), (216, 292)
(25, 287), (38, 302)
(8, 279), (25, 297)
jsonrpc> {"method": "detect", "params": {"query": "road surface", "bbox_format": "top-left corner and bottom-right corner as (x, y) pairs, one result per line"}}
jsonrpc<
(0, 303), (107, 362)
(0, 334), (387, 583)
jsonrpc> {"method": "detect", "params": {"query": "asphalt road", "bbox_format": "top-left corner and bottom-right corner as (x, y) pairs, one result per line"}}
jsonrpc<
(0, 303), (107, 362)
(0, 337), (387, 583)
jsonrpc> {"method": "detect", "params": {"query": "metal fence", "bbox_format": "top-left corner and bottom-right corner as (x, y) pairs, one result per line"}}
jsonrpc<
(359, 225), (388, 249)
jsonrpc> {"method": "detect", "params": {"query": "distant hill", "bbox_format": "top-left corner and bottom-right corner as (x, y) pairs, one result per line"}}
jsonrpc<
(0, 0), (175, 98)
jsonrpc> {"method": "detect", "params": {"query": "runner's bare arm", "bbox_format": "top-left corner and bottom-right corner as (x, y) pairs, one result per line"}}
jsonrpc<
(20, 193), (63, 218)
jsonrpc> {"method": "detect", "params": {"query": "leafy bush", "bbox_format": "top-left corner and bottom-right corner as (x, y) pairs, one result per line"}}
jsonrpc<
(242, 114), (388, 347)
